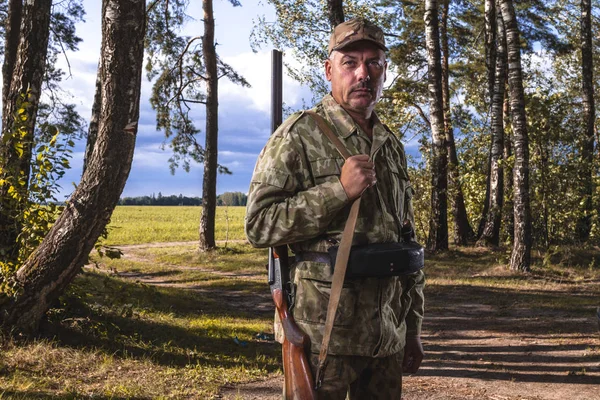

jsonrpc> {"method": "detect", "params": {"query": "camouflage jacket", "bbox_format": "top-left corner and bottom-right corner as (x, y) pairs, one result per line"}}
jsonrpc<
(245, 94), (425, 357)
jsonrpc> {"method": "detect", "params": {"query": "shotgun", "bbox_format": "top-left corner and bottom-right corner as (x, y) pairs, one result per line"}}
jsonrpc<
(269, 49), (316, 399)
(268, 246), (317, 399)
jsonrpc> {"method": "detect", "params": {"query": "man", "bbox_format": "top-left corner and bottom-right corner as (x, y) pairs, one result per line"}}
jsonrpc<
(245, 17), (425, 399)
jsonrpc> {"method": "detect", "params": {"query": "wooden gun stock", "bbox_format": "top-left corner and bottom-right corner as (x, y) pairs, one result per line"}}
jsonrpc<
(272, 288), (317, 399)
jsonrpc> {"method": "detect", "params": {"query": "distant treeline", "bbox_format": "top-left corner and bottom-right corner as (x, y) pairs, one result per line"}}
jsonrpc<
(119, 191), (247, 206)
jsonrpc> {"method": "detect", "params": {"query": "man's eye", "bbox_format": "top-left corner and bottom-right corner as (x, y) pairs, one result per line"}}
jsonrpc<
(343, 60), (356, 66)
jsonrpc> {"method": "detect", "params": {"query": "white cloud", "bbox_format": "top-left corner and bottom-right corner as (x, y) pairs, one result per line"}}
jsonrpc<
(218, 150), (260, 159)
(219, 50), (311, 114)
(131, 144), (172, 169)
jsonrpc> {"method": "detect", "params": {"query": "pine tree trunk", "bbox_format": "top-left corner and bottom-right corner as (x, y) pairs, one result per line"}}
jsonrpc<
(538, 141), (550, 247)
(2, 0), (23, 103)
(0, 0), (52, 264)
(199, 0), (218, 251)
(500, 0), (531, 271)
(0, 0), (146, 334)
(326, 0), (344, 27)
(425, 0), (448, 251)
(441, 0), (473, 246)
(577, 0), (595, 241)
(478, 1), (506, 247)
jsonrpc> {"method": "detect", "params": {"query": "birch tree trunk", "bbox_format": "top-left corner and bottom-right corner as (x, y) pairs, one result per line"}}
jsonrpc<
(425, 0), (448, 251)
(0, 0), (146, 334)
(478, 0), (497, 239)
(441, 0), (473, 245)
(499, 0), (531, 271)
(478, 1), (506, 247)
(199, 0), (218, 251)
(326, 0), (344, 27)
(0, 0), (52, 264)
(577, 0), (595, 241)
(485, 0), (497, 109)
(502, 96), (514, 243)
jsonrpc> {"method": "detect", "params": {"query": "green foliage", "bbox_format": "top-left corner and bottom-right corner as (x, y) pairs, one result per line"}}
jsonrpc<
(0, 93), (73, 296)
(217, 191), (247, 206)
(39, 1), (87, 143)
(119, 192), (202, 206)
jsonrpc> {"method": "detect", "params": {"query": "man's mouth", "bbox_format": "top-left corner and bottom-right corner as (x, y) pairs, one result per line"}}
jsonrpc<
(352, 86), (372, 94)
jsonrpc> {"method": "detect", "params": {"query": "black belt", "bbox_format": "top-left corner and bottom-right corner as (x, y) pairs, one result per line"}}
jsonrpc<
(293, 251), (330, 264)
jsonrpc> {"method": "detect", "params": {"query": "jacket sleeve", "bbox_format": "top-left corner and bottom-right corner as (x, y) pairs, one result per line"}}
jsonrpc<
(405, 269), (425, 337)
(245, 128), (349, 248)
(400, 143), (424, 337)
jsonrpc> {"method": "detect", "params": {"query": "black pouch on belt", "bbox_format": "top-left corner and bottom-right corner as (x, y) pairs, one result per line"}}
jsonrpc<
(327, 241), (424, 278)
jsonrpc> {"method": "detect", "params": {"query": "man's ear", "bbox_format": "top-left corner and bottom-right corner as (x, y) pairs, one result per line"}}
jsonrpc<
(325, 57), (333, 82)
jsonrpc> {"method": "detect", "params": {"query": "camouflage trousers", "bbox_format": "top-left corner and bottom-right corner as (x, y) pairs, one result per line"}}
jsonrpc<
(308, 351), (404, 400)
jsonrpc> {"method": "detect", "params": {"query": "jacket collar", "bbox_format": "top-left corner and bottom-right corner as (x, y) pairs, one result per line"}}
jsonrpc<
(322, 94), (358, 139)
(321, 94), (392, 150)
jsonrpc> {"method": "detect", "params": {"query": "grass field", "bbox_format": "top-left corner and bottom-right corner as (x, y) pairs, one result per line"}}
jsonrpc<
(1, 207), (600, 399)
(102, 206), (247, 245)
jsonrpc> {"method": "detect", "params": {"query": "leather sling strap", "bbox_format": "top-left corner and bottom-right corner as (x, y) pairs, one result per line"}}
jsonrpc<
(304, 111), (361, 389)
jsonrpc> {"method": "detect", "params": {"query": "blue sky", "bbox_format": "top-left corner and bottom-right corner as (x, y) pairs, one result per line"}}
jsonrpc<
(53, 0), (313, 200)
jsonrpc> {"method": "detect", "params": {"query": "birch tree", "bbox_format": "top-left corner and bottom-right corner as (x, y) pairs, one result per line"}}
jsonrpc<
(478, 0), (507, 247)
(499, 0), (531, 271)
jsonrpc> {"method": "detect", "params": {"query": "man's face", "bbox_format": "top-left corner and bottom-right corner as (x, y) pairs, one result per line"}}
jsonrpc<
(325, 41), (387, 117)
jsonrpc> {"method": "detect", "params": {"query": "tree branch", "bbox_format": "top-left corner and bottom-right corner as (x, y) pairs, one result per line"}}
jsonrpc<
(147, 0), (161, 13)
(412, 103), (431, 128)
(181, 98), (207, 104)
(49, 25), (73, 78)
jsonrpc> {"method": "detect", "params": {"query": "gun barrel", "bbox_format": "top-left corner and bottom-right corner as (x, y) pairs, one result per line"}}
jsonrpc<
(271, 49), (283, 133)
(268, 247), (276, 285)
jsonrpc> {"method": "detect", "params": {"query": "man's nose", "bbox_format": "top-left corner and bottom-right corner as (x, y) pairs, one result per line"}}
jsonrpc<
(355, 62), (369, 81)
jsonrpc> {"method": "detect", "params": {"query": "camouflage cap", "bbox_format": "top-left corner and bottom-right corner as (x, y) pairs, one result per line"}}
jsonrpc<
(328, 17), (388, 55)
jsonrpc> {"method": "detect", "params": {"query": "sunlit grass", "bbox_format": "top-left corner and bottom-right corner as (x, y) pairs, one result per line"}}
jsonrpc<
(142, 243), (267, 274)
(0, 259), (279, 399)
(102, 206), (247, 245)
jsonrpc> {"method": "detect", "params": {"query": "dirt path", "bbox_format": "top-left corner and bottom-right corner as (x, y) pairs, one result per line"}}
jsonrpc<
(108, 243), (600, 400)
(218, 321), (600, 400)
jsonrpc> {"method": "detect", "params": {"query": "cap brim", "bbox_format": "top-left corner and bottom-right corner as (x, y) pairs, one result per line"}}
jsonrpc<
(330, 38), (388, 54)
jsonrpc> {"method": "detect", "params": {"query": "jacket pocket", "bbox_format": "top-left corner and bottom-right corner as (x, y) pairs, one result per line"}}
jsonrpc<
(293, 277), (358, 327)
(310, 157), (343, 185)
(387, 162), (410, 215)
(250, 168), (290, 189)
